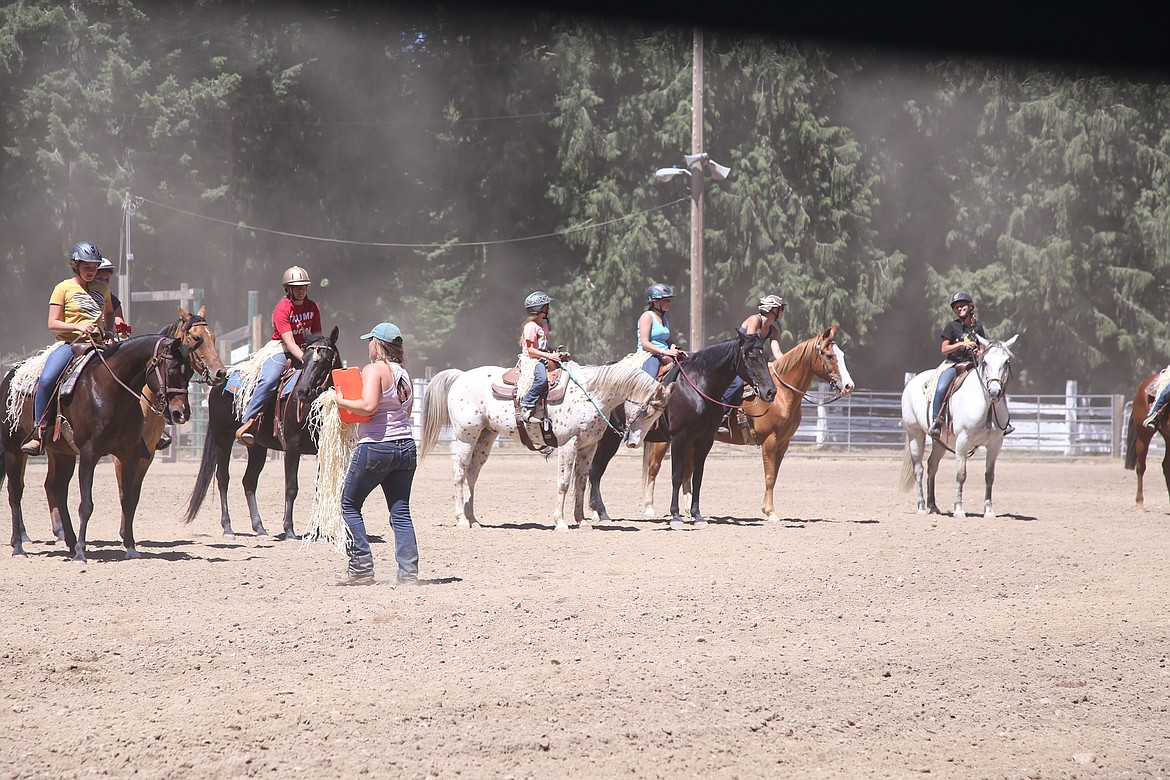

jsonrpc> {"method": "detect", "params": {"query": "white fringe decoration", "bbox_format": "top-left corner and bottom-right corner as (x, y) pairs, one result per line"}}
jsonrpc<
(1155, 366), (1170, 399)
(301, 391), (358, 555)
(229, 340), (285, 420)
(5, 342), (66, 433)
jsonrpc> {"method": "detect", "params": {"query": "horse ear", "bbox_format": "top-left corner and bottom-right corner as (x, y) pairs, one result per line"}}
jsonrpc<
(178, 305), (190, 321)
(329, 325), (339, 344)
(197, 306), (207, 318)
(822, 325), (837, 341)
(1003, 334), (1019, 349)
(976, 334), (990, 348)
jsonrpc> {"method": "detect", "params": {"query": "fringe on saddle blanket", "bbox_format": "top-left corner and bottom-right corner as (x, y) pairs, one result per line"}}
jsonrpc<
(5, 342), (67, 433)
(301, 391), (358, 555)
(1155, 367), (1170, 400)
(227, 340), (285, 421)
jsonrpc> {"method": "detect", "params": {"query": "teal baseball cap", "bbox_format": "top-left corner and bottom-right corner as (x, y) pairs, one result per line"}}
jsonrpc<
(360, 322), (402, 342)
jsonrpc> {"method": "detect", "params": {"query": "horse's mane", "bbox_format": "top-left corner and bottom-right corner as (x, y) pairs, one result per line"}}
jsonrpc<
(159, 313), (208, 338)
(773, 332), (820, 374)
(303, 332), (333, 348)
(578, 355), (661, 403)
(681, 337), (740, 373)
(99, 333), (168, 359)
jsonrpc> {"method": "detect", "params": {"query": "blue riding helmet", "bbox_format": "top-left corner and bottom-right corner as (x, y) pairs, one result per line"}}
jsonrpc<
(524, 290), (553, 314)
(646, 283), (674, 302)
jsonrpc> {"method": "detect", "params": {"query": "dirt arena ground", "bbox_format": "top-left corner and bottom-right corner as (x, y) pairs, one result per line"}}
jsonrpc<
(2, 443), (1168, 779)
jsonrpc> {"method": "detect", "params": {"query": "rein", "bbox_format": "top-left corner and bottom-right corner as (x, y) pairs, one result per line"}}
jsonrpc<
(674, 353), (749, 411)
(771, 348), (843, 406)
(87, 335), (189, 420)
(559, 363), (627, 436)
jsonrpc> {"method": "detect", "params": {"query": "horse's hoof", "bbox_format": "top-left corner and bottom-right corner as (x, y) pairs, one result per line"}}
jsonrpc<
(455, 519), (471, 529)
(554, 524), (570, 533)
(693, 518), (708, 528)
(125, 548), (143, 560)
(223, 532), (236, 540)
(954, 511), (966, 519)
(669, 519), (686, 530)
(578, 522), (593, 532)
(766, 514), (780, 523)
(71, 559), (87, 569)
(11, 550), (27, 558)
(984, 512), (997, 520)
(643, 508), (657, 518)
(282, 533), (299, 543)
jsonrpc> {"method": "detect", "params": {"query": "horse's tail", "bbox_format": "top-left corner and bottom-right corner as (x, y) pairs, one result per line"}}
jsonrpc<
(1125, 404), (1141, 471)
(183, 425), (219, 523)
(899, 433), (917, 492)
(419, 368), (463, 461)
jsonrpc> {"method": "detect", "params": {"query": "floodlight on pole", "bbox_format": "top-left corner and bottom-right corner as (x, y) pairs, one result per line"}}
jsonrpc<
(655, 167), (691, 182)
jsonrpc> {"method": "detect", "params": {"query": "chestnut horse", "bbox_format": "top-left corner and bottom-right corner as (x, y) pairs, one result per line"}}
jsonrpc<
(184, 327), (341, 540)
(1124, 372), (1170, 510)
(589, 326), (852, 523)
(1, 334), (195, 561)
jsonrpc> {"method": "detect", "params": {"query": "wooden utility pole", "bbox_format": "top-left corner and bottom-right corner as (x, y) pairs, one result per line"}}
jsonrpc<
(689, 26), (705, 349)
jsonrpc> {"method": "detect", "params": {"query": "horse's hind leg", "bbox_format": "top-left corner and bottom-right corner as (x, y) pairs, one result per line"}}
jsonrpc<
(452, 430), (491, 528)
(925, 442), (945, 515)
(70, 455), (98, 565)
(213, 440), (238, 537)
(241, 445), (270, 537)
(1160, 448), (1170, 511)
(281, 453), (300, 541)
(5, 449), (29, 556)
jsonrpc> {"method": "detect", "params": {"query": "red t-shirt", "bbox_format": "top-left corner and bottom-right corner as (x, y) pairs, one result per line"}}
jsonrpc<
(272, 297), (322, 347)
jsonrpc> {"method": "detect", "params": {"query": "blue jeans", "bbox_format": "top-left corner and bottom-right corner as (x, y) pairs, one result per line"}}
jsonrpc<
(341, 439), (419, 583)
(520, 361), (548, 408)
(242, 351), (292, 422)
(1152, 383), (1170, 419)
(721, 375), (744, 406)
(33, 345), (75, 424)
(642, 354), (663, 378)
(932, 365), (958, 421)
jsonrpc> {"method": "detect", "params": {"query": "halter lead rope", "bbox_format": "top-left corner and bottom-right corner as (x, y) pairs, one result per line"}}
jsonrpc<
(558, 362), (628, 436)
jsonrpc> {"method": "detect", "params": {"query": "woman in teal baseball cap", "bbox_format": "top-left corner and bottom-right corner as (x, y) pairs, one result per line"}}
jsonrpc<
(332, 321), (419, 587)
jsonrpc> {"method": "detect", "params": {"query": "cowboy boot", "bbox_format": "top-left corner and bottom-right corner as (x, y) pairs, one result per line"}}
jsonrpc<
(235, 418), (257, 446)
(156, 431), (173, 450)
(20, 424), (45, 456)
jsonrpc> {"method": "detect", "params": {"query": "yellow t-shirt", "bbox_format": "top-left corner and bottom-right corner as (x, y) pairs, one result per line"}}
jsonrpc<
(49, 278), (110, 343)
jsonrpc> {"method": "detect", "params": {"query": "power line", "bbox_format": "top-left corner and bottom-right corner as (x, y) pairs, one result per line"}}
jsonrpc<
(138, 196), (690, 249)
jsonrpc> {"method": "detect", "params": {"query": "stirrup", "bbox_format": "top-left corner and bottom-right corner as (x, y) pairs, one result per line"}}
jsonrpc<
(1144, 411), (1161, 430)
(20, 435), (43, 456)
(235, 419), (256, 446)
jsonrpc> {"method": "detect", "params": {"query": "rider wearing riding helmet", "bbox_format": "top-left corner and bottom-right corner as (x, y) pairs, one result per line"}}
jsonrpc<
(929, 291), (1013, 437)
(637, 283), (685, 377)
(21, 242), (114, 456)
(235, 265), (323, 446)
(720, 293), (787, 407)
(518, 290), (570, 422)
(93, 257), (130, 339)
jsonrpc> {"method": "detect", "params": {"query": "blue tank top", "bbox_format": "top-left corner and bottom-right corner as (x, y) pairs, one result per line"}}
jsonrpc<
(637, 312), (671, 352)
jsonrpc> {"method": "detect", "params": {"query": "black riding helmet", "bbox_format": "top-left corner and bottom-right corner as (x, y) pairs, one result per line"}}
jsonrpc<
(950, 291), (974, 309)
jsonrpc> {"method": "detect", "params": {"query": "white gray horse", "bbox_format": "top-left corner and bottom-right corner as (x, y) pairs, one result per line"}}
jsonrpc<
(419, 354), (671, 531)
(901, 335), (1019, 518)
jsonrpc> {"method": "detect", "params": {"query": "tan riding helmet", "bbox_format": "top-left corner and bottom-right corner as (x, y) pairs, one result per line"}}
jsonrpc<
(282, 266), (311, 287)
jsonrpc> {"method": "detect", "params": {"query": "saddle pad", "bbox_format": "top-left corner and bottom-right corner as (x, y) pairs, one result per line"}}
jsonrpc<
(225, 369), (300, 399)
(59, 351), (98, 398)
(1153, 367), (1170, 399)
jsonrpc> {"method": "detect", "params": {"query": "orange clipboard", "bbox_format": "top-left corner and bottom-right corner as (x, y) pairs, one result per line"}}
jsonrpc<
(331, 367), (371, 423)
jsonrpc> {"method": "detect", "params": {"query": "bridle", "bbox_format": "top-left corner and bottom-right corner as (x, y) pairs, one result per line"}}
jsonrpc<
(976, 343), (1013, 403)
(89, 335), (192, 421)
(289, 340), (339, 425)
(770, 337), (844, 406)
(673, 337), (770, 411)
(176, 316), (214, 385)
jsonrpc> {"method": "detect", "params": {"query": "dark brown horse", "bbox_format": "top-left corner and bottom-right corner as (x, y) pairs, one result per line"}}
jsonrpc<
(183, 327), (341, 539)
(1124, 372), (1170, 510)
(589, 330), (777, 528)
(1, 334), (194, 561)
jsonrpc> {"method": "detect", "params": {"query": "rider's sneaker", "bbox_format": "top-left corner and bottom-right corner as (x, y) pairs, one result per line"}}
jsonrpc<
(716, 426), (731, 436)
(928, 422), (942, 438)
(519, 405), (536, 423)
(156, 431), (173, 450)
(333, 571), (376, 586)
(1144, 412), (1160, 430)
(20, 436), (43, 456)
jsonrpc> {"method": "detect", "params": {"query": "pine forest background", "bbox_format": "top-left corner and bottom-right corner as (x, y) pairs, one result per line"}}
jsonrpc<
(2, 0), (1169, 393)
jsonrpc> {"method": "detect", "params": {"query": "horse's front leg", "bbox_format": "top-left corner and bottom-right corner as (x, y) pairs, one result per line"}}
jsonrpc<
(241, 445), (270, 537)
(552, 437), (579, 532)
(983, 436), (1004, 519)
(71, 454), (99, 565)
(281, 452), (300, 541)
(906, 433), (928, 513)
(668, 440), (690, 529)
(115, 450), (153, 559)
(573, 442), (596, 530)
(46, 453), (78, 555)
(587, 428), (621, 523)
(952, 434), (971, 518)
(760, 435), (788, 522)
(688, 436), (715, 527)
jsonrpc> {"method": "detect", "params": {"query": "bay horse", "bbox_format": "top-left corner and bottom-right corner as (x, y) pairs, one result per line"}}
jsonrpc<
(595, 326), (853, 523)
(1, 334), (194, 561)
(183, 327), (341, 539)
(900, 335), (1019, 518)
(590, 330), (777, 529)
(160, 306), (229, 388)
(1124, 371), (1170, 510)
(418, 354), (671, 531)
